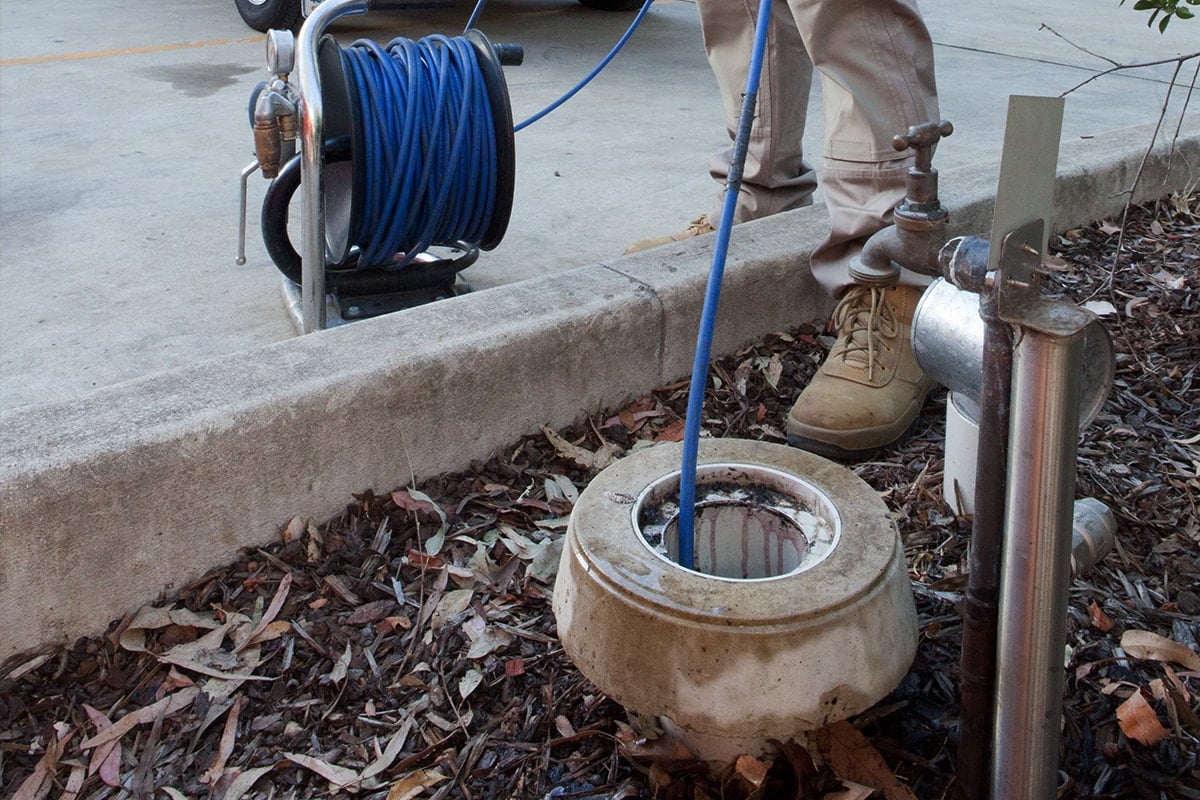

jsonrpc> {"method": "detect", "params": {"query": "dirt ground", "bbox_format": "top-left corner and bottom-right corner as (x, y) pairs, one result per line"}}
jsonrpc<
(2, 193), (1197, 799)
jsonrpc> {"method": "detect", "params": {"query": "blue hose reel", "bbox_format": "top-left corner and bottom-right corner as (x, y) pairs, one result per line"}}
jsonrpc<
(247, 26), (520, 319)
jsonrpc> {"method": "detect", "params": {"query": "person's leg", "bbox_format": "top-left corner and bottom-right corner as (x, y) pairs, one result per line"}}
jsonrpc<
(627, 0), (818, 252)
(699, 0), (819, 223)
(790, 0), (938, 292)
(784, 0), (940, 458)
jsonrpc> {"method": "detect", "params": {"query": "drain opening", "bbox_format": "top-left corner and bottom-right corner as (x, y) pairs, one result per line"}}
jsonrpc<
(634, 463), (840, 581)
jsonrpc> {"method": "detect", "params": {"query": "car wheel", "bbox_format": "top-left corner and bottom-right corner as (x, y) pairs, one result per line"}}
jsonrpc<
(577, 0), (645, 10)
(235, 0), (301, 32)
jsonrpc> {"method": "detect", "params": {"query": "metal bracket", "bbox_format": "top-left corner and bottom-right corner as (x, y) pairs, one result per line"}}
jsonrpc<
(998, 217), (1094, 340)
(987, 95), (1065, 276)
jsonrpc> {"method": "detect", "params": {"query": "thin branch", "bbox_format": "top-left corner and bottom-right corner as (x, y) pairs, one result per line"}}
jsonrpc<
(1038, 23), (1120, 67)
(1111, 57), (1183, 265)
(1167, 57), (1200, 172)
(1036, 23), (1195, 99)
(1041, 24), (1200, 294)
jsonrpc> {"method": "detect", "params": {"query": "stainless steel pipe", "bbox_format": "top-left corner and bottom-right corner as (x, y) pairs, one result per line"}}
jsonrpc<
(297, 0), (370, 333)
(992, 310), (1088, 800)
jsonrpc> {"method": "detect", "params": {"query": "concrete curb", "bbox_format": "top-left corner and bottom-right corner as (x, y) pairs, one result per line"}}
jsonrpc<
(3, 122), (1196, 660)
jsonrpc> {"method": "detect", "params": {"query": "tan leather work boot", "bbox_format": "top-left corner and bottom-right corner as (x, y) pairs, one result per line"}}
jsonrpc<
(625, 215), (716, 254)
(786, 284), (934, 459)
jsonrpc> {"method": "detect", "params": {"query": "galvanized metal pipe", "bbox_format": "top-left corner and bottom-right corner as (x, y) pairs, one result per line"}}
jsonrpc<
(992, 315), (1087, 800)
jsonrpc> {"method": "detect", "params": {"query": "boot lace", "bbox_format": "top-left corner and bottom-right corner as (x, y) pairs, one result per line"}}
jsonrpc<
(828, 286), (899, 381)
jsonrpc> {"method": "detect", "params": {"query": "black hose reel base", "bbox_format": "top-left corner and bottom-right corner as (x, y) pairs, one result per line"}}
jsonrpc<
(261, 30), (518, 320)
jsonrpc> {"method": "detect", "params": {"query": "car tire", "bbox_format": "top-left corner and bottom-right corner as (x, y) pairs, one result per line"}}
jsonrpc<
(577, 0), (645, 10)
(235, 0), (301, 32)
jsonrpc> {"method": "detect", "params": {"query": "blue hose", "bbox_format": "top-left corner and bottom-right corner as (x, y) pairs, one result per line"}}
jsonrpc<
(677, 0), (774, 570)
(513, 0), (656, 132)
(341, 35), (498, 268)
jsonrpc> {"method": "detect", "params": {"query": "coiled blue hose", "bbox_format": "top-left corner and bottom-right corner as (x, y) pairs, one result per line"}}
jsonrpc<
(677, 0), (774, 570)
(341, 34), (498, 268)
(329, 0), (653, 271)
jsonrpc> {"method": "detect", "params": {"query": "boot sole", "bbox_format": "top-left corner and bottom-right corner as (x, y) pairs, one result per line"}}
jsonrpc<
(784, 388), (936, 462)
(785, 420), (915, 462)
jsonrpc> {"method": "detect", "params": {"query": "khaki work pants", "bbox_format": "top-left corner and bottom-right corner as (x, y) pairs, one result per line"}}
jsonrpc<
(697, 0), (939, 295)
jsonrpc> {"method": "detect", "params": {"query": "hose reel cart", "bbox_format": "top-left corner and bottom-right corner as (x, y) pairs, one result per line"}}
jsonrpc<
(237, 0), (523, 332)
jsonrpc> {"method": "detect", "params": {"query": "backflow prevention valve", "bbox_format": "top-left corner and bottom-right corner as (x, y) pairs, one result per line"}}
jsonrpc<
(236, 3), (522, 331)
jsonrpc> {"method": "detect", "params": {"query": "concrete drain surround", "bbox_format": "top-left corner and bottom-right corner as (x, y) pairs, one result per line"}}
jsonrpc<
(635, 463), (840, 581)
(553, 439), (918, 761)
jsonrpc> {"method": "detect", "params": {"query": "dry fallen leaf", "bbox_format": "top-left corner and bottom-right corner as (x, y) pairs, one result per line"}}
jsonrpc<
(60, 764), (86, 800)
(202, 695), (242, 785)
(82, 704), (122, 786)
(386, 768), (447, 800)
(4, 652), (52, 681)
(118, 605), (222, 653)
(13, 723), (73, 800)
(80, 688), (199, 749)
(816, 721), (918, 800)
(654, 418), (686, 442)
(459, 668), (484, 700)
(327, 641), (352, 685)
(1121, 629), (1200, 672)
(284, 752), (361, 788)
(1088, 600), (1115, 632)
(223, 765), (275, 800)
(1083, 299), (1118, 317)
(430, 588), (474, 630)
(735, 754), (769, 788)
(542, 425), (617, 469)
(1116, 690), (1169, 747)
(465, 624), (513, 659)
(237, 572), (293, 650)
(825, 780), (876, 800)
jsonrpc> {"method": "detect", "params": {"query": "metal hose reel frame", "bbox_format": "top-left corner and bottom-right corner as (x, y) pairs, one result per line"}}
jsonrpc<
(293, 0), (518, 331)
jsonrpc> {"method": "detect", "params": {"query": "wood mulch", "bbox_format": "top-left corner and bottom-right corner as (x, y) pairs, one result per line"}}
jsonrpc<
(2, 193), (1197, 799)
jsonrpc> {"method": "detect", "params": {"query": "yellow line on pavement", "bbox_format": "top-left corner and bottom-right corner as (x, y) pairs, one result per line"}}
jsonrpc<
(0, 36), (263, 67)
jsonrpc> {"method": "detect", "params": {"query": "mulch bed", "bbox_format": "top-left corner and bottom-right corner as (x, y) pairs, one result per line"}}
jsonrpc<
(3, 193), (1197, 799)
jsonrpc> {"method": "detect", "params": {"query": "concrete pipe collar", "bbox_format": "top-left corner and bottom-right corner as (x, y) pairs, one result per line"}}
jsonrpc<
(552, 439), (918, 762)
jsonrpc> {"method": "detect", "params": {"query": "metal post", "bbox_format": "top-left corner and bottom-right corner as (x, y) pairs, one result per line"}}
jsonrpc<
(296, 0), (368, 332)
(992, 312), (1088, 800)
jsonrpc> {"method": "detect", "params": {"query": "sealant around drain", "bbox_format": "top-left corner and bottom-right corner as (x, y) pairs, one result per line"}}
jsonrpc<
(633, 463), (840, 581)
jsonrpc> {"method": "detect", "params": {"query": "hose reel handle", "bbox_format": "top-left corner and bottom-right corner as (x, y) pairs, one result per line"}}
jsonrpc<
(491, 42), (524, 66)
